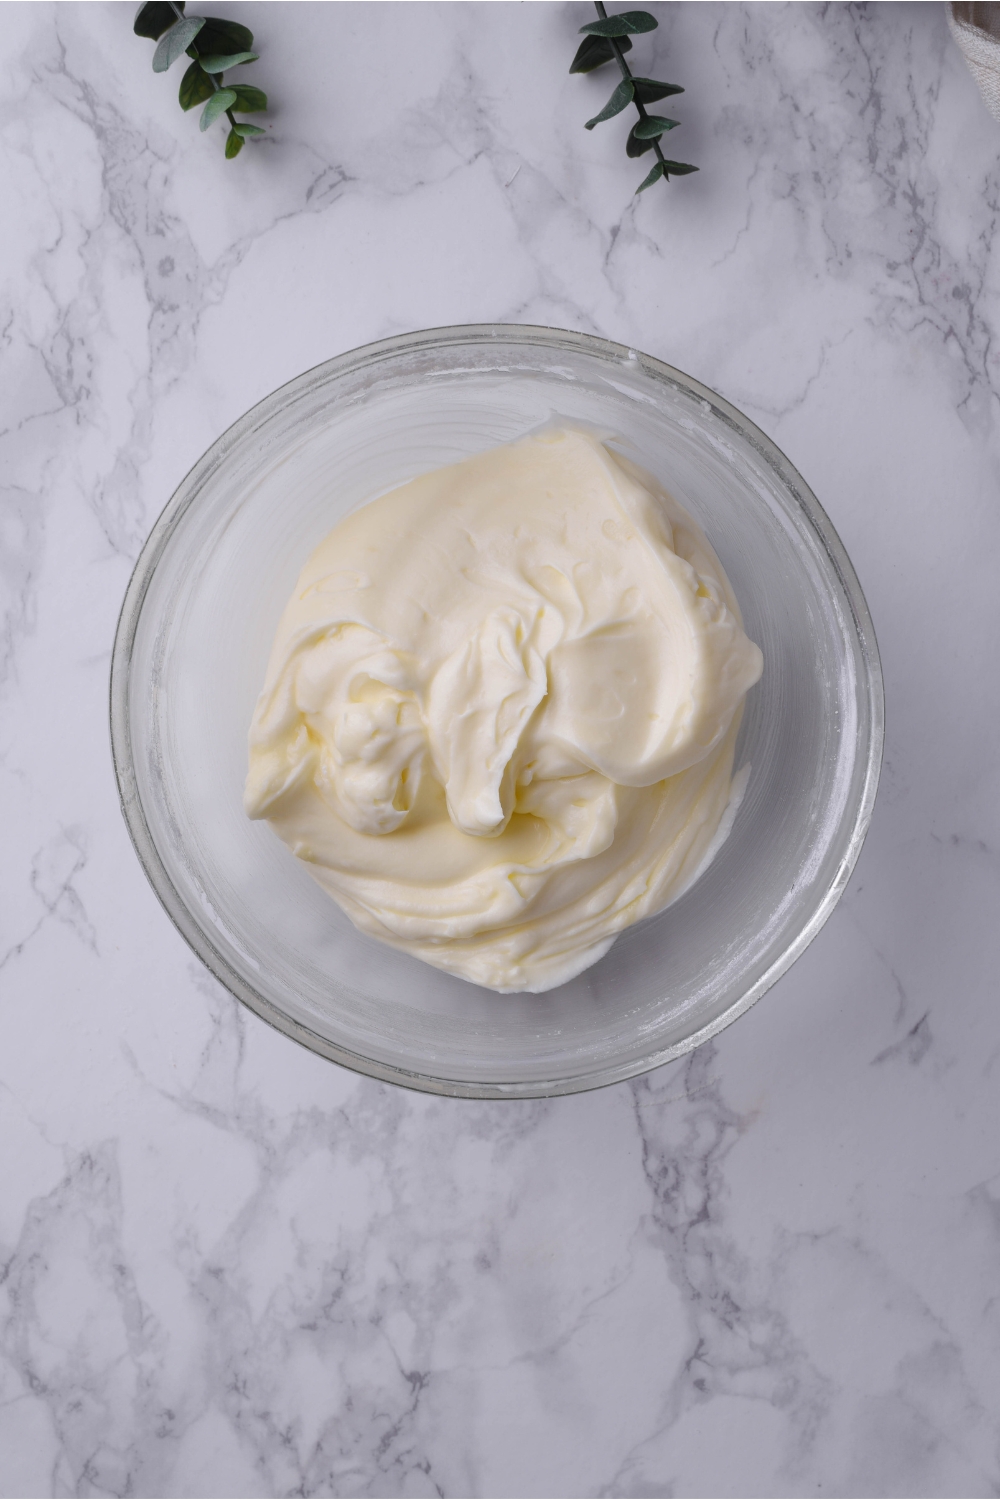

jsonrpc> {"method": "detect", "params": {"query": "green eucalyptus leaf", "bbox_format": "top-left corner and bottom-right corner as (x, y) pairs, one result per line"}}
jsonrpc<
(626, 122), (655, 157)
(636, 160), (665, 193)
(569, 33), (632, 73)
(225, 126), (244, 158)
(179, 59), (216, 108)
(186, 17), (253, 58)
(660, 160), (698, 176)
(200, 88), (236, 129)
(134, 1), (184, 40)
(227, 84), (267, 112)
(197, 49), (258, 71)
(579, 11), (657, 38)
(153, 15), (205, 71)
(233, 121), (265, 136)
(632, 77), (684, 102)
(585, 78), (634, 129)
(633, 114), (679, 139)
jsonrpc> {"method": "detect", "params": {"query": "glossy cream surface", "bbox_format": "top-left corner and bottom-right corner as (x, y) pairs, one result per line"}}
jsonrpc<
(244, 428), (763, 991)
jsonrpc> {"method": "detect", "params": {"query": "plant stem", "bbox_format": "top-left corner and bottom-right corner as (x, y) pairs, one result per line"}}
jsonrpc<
(594, 0), (667, 172)
(168, 0), (239, 131)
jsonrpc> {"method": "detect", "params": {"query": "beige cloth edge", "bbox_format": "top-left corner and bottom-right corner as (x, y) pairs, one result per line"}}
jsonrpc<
(948, 2), (1000, 121)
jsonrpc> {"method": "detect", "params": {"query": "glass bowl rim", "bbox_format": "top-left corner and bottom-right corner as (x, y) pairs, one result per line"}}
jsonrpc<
(109, 322), (885, 1099)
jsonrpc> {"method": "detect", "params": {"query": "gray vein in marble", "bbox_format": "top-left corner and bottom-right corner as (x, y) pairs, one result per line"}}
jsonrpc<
(1, 828), (96, 972)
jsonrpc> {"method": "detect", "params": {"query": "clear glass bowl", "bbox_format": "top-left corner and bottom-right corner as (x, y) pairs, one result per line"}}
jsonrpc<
(110, 326), (883, 1098)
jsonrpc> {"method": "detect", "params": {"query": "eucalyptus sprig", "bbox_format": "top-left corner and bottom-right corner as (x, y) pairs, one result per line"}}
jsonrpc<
(133, 1), (268, 159)
(571, 3), (696, 194)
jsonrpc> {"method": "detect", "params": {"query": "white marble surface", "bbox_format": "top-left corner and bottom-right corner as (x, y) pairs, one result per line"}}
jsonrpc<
(2, 2), (1000, 1494)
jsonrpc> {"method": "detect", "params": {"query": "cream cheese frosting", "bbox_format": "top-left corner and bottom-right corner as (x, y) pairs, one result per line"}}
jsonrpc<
(244, 427), (763, 992)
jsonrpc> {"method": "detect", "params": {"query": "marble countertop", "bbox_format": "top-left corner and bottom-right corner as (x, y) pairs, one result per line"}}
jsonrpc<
(3, 3), (1000, 1495)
